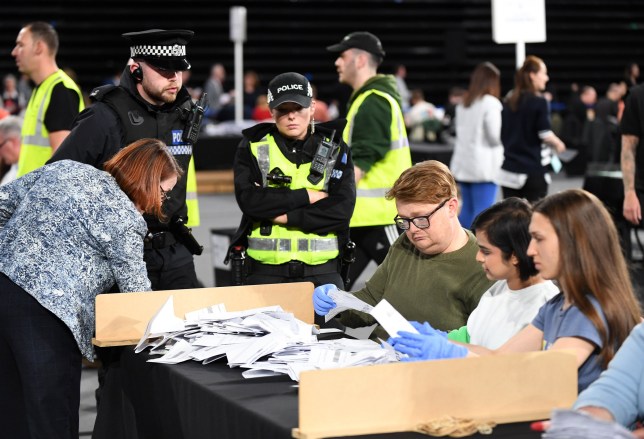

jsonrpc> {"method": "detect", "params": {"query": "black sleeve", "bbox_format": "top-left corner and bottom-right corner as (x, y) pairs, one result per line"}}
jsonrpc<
(621, 86), (643, 138)
(47, 103), (124, 168)
(43, 83), (81, 132)
(233, 138), (310, 221)
(287, 143), (356, 235)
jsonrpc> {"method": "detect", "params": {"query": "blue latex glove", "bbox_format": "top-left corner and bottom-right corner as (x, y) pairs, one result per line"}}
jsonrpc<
(313, 283), (337, 316)
(410, 321), (448, 339)
(391, 331), (468, 361)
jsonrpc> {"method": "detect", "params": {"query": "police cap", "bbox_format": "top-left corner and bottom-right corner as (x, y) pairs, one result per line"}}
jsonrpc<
(122, 29), (194, 71)
(267, 72), (313, 110)
(326, 31), (386, 59)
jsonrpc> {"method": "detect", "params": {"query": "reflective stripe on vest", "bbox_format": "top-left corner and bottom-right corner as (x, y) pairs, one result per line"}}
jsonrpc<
(246, 134), (339, 265)
(17, 70), (84, 177)
(344, 88), (411, 227)
(185, 156), (200, 227)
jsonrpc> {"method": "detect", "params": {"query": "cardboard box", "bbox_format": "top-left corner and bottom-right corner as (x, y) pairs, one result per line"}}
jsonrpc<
(93, 282), (314, 347)
(293, 350), (577, 439)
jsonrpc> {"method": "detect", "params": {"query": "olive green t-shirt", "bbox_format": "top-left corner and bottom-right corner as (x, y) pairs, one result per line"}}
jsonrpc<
(340, 230), (493, 340)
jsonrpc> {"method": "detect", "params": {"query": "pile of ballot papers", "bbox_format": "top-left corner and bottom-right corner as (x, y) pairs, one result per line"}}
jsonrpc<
(134, 296), (399, 381)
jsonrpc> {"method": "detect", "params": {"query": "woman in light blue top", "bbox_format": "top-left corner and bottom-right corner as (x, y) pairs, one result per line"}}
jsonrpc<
(0, 138), (182, 439)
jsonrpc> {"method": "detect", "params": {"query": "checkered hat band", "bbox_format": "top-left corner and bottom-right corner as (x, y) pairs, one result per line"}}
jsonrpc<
(130, 45), (186, 58)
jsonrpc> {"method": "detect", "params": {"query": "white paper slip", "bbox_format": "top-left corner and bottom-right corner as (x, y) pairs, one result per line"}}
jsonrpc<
(557, 148), (579, 163)
(369, 299), (419, 338)
(325, 288), (374, 322)
(135, 295), (186, 352)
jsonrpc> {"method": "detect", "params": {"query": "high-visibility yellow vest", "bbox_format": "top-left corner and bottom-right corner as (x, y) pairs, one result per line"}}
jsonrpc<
(246, 134), (339, 265)
(344, 89), (411, 227)
(185, 157), (199, 227)
(17, 70), (84, 177)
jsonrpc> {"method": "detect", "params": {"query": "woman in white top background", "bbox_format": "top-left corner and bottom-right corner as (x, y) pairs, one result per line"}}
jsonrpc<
(449, 62), (504, 229)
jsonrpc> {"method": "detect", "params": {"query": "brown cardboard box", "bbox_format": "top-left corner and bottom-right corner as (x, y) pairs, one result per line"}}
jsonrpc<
(293, 350), (577, 439)
(93, 282), (314, 347)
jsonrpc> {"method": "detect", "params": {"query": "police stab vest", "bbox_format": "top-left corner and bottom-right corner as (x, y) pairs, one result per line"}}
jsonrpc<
(17, 70), (84, 177)
(344, 89), (411, 227)
(96, 87), (200, 228)
(247, 134), (339, 265)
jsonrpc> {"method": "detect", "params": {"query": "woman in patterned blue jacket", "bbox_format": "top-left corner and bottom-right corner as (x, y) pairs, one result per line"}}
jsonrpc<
(0, 138), (182, 439)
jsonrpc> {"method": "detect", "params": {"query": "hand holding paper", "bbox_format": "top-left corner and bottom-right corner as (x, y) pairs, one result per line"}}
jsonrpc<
(313, 284), (338, 316)
(410, 321), (448, 339)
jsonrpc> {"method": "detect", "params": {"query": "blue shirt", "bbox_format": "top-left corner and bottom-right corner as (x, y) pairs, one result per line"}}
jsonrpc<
(0, 160), (151, 359)
(574, 322), (644, 429)
(532, 292), (605, 393)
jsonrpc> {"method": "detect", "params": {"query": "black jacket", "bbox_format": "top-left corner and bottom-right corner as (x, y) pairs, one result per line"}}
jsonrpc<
(48, 66), (194, 230)
(228, 119), (356, 261)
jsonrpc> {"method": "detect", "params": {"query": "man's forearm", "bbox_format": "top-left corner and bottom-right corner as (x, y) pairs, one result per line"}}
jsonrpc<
(621, 134), (639, 193)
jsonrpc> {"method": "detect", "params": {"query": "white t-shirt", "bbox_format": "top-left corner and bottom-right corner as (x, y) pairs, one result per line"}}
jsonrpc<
(467, 279), (559, 349)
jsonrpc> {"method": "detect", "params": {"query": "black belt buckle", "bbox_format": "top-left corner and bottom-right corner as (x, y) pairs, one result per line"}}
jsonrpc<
(288, 261), (305, 278)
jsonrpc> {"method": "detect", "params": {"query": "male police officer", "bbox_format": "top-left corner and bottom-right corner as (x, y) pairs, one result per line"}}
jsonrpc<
(49, 29), (202, 290)
(327, 31), (412, 288)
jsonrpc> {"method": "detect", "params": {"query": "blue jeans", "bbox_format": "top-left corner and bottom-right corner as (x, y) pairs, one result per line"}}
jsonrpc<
(458, 182), (498, 229)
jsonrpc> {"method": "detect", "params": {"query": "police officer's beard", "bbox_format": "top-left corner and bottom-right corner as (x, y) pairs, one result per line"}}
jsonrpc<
(141, 82), (177, 105)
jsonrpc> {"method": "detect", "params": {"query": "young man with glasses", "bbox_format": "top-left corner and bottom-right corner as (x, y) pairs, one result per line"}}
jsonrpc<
(314, 160), (493, 340)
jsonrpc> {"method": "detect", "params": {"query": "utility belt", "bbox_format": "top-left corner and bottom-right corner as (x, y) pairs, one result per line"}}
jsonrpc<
(144, 219), (204, 255)
(144, 231), (177, 250)
(247, 257), (339, 278)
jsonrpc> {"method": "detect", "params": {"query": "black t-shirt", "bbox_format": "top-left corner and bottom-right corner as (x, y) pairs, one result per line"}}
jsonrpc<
(43, 82), (81, 132)
(501, 93), (552, 174)
(620, 84), (644, 191)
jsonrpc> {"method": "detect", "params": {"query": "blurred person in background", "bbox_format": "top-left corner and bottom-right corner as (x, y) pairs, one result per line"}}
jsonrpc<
(11, 21), (84, 177)
(497, 55), (565, 202)
(449, 62), (503, 229)
(0, 116), (22, 185)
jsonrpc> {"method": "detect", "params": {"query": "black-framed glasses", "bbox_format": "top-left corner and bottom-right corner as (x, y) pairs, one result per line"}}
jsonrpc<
(393, 199), (449, 230)
(160, 186), (171, 202)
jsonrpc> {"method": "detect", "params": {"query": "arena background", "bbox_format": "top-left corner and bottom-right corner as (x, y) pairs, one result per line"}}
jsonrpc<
(1, 0), (643, 107)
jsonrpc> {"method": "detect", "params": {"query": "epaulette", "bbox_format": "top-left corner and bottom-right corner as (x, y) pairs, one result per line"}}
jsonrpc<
(89, 84), (118, 102)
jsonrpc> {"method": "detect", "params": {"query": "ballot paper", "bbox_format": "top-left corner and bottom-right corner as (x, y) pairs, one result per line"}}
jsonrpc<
(325, 288), (374, 322)
(369, 299), (419, 338)
(557, 148), (579, 163)
(136, 297), (400, 381)
(135, 296), (186, 352)
(543, 409), (635, 438)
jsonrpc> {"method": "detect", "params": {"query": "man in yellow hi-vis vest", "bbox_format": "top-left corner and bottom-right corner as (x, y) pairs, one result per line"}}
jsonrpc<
(49, 29), (202, 292)
(12, 21), (84, 177)
(327, 31), (412, 288)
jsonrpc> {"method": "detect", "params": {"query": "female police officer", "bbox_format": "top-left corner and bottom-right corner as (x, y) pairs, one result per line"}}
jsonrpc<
(230, 72), (355, 293)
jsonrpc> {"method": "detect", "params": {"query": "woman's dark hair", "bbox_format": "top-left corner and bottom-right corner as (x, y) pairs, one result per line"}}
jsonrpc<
(533, 189), (641, 368)
(471, 197), (537, 281)
(103, 138), (183, 221)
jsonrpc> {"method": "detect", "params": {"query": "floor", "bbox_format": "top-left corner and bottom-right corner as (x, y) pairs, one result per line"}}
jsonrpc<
(79, 173), (592, 436)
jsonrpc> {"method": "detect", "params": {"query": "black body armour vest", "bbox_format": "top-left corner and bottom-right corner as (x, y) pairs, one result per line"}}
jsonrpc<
(95, 86), (193, 231)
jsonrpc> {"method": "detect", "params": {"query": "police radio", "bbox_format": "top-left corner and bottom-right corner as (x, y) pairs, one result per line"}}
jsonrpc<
(307, 130), (337, 185)
(182, 93), (208, 144)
